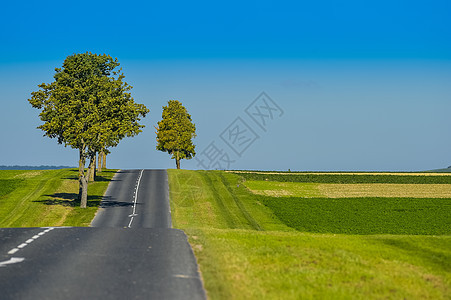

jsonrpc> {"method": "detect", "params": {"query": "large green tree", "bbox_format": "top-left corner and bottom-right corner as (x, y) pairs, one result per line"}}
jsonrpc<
(29, 52), (149, 208)
(156, 100), (196, 169)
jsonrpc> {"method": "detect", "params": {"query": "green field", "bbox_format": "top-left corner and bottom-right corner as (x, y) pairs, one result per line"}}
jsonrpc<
(261, 197), (450, 235)
(0, 169), (116, 227)
(244, 178), (451, 235)
(168, 170), (451, 299)
(234, 171), (451, 184)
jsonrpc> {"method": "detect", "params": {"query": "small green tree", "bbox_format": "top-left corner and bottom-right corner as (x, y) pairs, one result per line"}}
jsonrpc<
(156, 100), (196, 169)
(29, 52), (149, 207)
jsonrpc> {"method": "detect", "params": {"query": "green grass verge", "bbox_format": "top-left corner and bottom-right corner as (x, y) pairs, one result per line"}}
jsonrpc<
(0, 169), (116, 227)
(186, 228), (450, 300)
(0, 179), (24, 198)
(169, 170), (290, 231)
(168, 169), (451, 300)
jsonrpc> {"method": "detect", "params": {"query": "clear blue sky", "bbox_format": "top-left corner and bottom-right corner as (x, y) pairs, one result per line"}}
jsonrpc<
(0, 0), (450, 171)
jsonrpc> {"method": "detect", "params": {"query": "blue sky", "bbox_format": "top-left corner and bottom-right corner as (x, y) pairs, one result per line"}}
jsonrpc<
(0, 0), (450, 171)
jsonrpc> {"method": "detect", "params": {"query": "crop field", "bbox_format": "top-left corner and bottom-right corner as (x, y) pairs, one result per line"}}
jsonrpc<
(243, 178), (451, 235)
(233, 171), (451, 184)
(168, 170), (451, 299)
(0, 169), (116, 227)
(260, 197), (450, 235)
(245, 181), (451, 198)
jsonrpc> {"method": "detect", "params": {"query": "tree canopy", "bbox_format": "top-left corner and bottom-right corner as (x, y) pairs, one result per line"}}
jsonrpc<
(156, 100), (196, 169)
(29, 52), (149, 207)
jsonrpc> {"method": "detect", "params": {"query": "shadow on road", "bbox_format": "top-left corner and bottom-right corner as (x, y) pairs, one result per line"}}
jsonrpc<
(99, 197), (134, 208)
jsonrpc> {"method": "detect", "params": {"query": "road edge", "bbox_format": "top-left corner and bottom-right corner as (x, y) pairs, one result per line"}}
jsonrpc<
(89, 169), (121, 227)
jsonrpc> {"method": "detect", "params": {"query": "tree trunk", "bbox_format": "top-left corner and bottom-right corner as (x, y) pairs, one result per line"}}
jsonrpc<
(176, 151), (181, 169)
(98, 150), (103, 172)
(78, 150), (84, 200)
(86, 158), (91, 182)
(78, 151), (84, 185)
(80, 175), (88, 208)
(102, 152), (107, 169)
(93, 154), (97, 178)
(88, 154), (96, 182)
(78, 148), (88, 208)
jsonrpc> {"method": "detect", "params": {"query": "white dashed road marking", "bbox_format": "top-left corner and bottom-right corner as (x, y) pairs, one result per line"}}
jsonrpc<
(7, 227), (55, 255)
(17, 243), (28, 249)
(128, 169), (144, 228)
(7, 248), (19, 255)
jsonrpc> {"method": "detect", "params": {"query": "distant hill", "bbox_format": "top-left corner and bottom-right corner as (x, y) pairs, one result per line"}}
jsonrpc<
(425, 166), (451, 173)
(0, 165), (74, 170)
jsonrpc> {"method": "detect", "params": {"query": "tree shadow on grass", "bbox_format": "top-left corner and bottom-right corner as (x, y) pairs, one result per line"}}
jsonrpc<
(35, 193), (134, 208)
(62, 171), (120, 182)
(33, 169), (119, 208)
(94, 174), (116, 182)
(62, 169), (119, 180)
(34, 193), (103, 207)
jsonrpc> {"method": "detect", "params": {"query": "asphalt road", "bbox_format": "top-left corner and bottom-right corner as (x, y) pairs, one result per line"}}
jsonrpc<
(91, 169), (172, 228)
(0, 170), (206, 300)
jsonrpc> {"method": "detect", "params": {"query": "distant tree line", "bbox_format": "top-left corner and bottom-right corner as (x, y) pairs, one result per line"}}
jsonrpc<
(0, 166), (74, 170)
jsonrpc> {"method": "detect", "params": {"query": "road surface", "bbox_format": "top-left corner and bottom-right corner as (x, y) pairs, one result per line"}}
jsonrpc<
(0, 169), (206, 300)
(91, 169), (171, 228)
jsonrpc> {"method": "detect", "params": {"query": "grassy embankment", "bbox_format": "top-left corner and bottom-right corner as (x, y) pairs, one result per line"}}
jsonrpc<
(168, 170), (451, 299)
(0, 169), (116, 227)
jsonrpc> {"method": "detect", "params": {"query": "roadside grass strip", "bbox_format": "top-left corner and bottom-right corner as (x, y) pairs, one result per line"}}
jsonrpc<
(168, 169), (451, 300)
(0, 169), (116, 227)
(0, 179), (24, 199)
(168, 170), (290, 231)
(186, 228), (451, 300)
